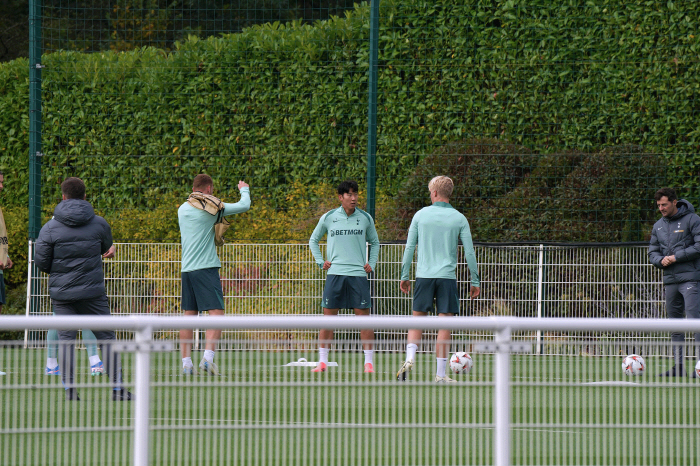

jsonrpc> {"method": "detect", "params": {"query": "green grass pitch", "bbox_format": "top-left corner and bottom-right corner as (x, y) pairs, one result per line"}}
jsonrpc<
(1, 347), (699, 465)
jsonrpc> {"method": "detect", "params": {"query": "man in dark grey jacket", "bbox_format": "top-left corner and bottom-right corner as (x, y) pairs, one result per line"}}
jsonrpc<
(648, 187), (700, 377)
(35, 177), (132, 400)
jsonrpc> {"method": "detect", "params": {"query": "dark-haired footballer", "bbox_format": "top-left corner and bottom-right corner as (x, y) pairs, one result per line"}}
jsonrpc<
(308, 180), (380, 373)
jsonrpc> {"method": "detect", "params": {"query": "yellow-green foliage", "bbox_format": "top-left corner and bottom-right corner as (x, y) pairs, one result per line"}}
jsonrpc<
(226, 182), (339, 242)
(100, 182), (340, 242)
(101, 192), (183, 243)
(103, 182), (397, 318)
(1, 207), (29, 289)
(4, 180), (396, 293)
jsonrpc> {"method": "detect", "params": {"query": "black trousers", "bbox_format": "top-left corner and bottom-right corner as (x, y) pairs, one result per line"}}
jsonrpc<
(664, 281), (700, 364)
(53, 295), (122, 389)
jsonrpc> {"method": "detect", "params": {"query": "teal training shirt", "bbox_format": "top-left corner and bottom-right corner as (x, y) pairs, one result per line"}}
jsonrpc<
(400, 202), (480, 285)
(179, 187), (251, 273)
(309, 206), (380, 277)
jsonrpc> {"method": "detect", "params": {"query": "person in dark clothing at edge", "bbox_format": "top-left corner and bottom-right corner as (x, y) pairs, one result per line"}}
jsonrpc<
(34, 177), (133, 400)
(648, 187), (700, 377)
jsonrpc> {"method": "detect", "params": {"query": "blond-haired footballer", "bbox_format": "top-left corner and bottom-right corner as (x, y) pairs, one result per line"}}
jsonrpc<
(397, 176), (480, 383)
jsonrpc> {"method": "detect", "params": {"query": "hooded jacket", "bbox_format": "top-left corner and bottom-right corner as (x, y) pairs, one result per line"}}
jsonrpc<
(34, 199), (113, 301)
(648, 199), (700, 284)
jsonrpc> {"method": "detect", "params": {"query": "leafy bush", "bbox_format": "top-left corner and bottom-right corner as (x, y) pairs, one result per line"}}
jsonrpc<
(387, 139), (534, 238)
(393, 140), (663, 242)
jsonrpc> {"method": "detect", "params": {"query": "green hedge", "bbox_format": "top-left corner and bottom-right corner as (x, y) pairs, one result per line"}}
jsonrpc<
(2, 0), (698, 243)
(0, 58), (29, 208)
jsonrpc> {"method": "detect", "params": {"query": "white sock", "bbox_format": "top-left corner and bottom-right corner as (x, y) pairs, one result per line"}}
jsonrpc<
(436, 358), (448, 378)
(319, 348), (330, 364)
(47, 358), (58, 369)
(204, 350), (215, 363)
(363, 350), (374, 365)
(182, 357), (193, 368)
(406, 343), (418, 362)
(88, 355), (101, 366)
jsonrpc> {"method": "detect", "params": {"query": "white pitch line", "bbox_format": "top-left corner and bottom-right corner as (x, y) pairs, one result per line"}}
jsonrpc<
(582, 381), (641, 386)
(512, 428), (584, 434)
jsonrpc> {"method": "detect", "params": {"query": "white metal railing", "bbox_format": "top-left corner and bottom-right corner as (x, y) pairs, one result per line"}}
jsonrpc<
(26, 242), (667, 353)
(2, 315), (700, 466)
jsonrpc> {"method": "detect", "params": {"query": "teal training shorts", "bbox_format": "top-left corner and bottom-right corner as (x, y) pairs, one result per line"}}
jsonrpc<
(322, 275), (371, 310)
(181, 267), (225, 312)
(413, 278), (460, 315)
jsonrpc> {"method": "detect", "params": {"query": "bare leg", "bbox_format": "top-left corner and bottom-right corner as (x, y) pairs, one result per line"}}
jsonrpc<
(311, 308), (339, 372)
(396, 311), (428, 380)
(436, 313), (455, 359)
(318, 308), (339, 349)
(180, 310), (198, 358)
(354, 308), (373, 350)
(205, 309), (224, 350)
(408, 310), (428, 347)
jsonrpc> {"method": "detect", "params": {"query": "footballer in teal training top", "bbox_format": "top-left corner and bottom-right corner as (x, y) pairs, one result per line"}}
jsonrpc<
(178, 174), (250, 377)
(400, 202), (479, 285)
(397, 175), (480, 384)
(308, 180), (380, 374)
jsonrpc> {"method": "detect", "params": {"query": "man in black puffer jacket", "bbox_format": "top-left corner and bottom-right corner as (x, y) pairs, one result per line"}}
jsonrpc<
(34, 177), (132, 401)
(649, 187), (700, 377)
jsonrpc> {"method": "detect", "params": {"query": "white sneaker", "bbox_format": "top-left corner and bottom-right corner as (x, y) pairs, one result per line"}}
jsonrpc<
(435, 375), (457, 383)
(396, 359), (414, 381)
(199, 358), (221, 376)
(90, 361), (105, 376)
(0, 370), (5, 376)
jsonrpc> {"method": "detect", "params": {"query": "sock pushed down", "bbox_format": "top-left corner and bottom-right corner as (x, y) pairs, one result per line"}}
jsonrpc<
(203, 350), (215, 363)
(363, 350), (374, 365)
(182, 357), (193, 368)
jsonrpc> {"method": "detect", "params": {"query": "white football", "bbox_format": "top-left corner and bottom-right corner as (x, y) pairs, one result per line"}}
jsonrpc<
(621, 354), (645, 376)
(449, 352), (473, 375)
(695, 359), (700, 379)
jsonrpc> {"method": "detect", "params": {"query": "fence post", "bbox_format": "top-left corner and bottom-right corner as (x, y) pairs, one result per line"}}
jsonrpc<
(28, 0), (43, 240)
(133, 326), (153, 466)
(28, 0), (43, 353)
(536, 244), (545, 354)
(24, 240), (33, 348)
(494, 326), (511, 466)
(365, 0), (380, 218)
